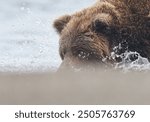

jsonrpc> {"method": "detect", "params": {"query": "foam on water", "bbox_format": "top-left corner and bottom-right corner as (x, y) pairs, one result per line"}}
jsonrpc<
(113, 51), (150, 72)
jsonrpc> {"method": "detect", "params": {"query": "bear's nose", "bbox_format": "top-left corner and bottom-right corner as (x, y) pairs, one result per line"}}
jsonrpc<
(57, 56), (77, 72)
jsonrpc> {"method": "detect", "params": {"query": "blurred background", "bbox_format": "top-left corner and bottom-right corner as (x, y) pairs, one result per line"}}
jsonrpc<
(0, 0), (94, 73)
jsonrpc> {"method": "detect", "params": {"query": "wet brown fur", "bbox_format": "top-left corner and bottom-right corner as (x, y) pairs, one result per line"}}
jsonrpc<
(53, 0), (150, 69)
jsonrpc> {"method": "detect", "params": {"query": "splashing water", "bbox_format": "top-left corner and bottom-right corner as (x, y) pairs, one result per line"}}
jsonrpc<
(112, 51), (150, 72)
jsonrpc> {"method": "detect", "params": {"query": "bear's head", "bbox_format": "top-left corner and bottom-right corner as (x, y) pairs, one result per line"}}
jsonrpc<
(53, 0), (150, 70)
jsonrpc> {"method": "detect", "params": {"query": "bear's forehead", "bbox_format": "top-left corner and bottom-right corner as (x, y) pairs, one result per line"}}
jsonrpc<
(61, 0), (149, 38)
(62, 14), (93, 35)
(72, 5), (114, 20)
(65, 8), (115, 32)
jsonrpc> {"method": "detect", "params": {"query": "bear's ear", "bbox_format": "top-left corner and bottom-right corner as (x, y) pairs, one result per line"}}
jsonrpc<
(92, 13), (113, 35)
(53, 15), (71, 34)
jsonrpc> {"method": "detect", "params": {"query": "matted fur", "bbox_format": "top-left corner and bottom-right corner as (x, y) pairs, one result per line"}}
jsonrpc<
(54, 0), (150, 70)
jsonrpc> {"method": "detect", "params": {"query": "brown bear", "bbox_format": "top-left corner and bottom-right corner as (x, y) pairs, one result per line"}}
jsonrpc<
(53, 0), (150, 70)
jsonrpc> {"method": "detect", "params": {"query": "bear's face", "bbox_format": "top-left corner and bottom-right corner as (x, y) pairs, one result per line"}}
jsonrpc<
(53, 1), (150, 70)
(54, 5), (120, 69)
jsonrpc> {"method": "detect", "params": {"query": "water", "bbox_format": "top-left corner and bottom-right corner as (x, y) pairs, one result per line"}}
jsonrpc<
(0, 0), (149, 73)
(114, 52), (150, 72)
(0, 0), (94, 72)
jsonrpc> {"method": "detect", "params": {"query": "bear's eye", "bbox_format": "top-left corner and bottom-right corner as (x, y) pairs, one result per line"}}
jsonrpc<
(77, 50), (90, 60)
(92, 20), (111, 35)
